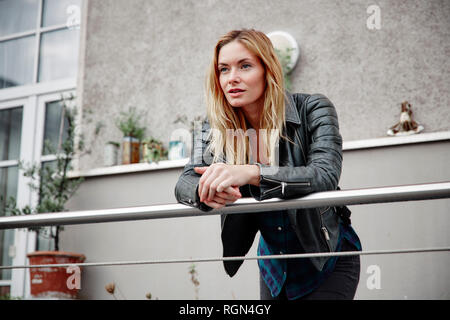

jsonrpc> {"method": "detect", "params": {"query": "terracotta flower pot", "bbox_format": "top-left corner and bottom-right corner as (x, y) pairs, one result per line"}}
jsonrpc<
(27, 251), (86, 299)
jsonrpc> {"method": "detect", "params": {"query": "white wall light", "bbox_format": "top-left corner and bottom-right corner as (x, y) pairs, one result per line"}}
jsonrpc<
(267, 31), (300, 74)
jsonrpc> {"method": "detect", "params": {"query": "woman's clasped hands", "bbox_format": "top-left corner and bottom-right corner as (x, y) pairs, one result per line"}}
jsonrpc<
(194, 163), (259, 209)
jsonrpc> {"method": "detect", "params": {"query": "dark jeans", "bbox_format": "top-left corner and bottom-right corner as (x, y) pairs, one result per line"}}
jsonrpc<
(260, 238), (361, 300)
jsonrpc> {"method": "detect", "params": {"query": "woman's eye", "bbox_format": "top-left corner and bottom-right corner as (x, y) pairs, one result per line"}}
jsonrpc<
(219, 67), (228, 73)
(242, 64), (251, 69)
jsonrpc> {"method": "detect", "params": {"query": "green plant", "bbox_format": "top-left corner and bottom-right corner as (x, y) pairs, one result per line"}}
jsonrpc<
(142, 137), (168, 163)
(115, 106), (146, 140)
(0, 94), (85, 251)
(275, 47), (295, 91)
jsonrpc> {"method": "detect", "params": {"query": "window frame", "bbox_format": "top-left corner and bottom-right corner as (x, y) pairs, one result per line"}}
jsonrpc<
(0, 0), (81, 90)
(0, 79), (77, 299)
(0, 0), (82, 299)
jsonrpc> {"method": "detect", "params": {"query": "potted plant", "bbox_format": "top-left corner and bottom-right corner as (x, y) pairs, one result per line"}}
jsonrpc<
(115, 106), (146, 164)
(142, 137), (168, 163)
(0, 95), (86, 299)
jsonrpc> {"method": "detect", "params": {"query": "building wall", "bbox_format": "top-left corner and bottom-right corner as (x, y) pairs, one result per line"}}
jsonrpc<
(62, 140), (450, 299)
(64, 0), (450, 300)
(77, 0), (450, 171)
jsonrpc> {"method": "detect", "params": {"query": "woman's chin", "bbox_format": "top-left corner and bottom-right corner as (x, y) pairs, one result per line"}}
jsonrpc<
(227, 98), (246, 108)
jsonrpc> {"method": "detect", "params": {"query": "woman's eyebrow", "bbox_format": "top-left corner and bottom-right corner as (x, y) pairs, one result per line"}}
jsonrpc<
(218, 58), (253, 67)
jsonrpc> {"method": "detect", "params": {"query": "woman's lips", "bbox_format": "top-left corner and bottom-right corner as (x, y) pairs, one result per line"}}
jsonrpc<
(228, 89), (245, 97)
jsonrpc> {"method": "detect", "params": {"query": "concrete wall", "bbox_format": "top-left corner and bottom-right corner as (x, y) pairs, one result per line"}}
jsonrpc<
(77, 0), (450, 171)
(62, 140), (450, 300)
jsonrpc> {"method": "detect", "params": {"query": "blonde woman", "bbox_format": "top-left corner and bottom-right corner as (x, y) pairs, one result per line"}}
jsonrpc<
(175, 29), (361, 300)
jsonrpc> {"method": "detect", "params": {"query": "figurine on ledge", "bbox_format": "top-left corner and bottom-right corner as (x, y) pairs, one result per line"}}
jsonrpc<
(387, 101), (424, 136)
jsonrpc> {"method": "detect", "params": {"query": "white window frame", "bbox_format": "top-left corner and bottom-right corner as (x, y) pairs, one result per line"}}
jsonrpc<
(0, 0), (81, 89)
(0, 84), (77, 298)
(0, 0), (82, 298)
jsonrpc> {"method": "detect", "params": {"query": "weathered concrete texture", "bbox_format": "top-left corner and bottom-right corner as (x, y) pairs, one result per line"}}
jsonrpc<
(79, 0), (450, 170)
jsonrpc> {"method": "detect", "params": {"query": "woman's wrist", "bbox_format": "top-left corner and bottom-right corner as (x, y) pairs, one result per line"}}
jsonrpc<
(246, 164), (260, 186)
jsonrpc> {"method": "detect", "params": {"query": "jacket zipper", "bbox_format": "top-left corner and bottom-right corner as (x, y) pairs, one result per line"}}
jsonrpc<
(263, 176), (310, 187)
(319, 209), (333, 252)
(321, 227), (332, 252)
(261, 177), (310, 197)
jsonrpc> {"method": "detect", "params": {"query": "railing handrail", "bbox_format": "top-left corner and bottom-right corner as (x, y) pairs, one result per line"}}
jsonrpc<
(0, 181), (449, 230)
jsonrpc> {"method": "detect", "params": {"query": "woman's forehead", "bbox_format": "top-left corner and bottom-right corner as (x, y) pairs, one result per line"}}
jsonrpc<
(218, 41), (258, 64)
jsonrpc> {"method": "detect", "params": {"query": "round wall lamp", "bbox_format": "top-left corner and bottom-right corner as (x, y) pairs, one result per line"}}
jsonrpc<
(266, 31), (300, 74)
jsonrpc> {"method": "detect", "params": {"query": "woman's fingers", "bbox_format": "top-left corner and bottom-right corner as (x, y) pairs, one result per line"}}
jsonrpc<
(195, 166), (213, 202)
(216, 187), (241, 201)
(203, 199), (225, 209)
(201, 169), (221, 202)
(226, 186), (242, 198)
(195, 165), (243, 203)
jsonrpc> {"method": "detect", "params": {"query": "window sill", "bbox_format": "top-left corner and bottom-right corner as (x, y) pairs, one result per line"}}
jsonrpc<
(343, 130), (450, 151)
(68, 130), (450, 178)
(68, 158), (189, 178)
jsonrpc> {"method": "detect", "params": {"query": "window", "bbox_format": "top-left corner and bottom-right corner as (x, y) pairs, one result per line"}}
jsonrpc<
(0, 0), (82, 297)
(37, 98), (71, 251)
(0, 0), (81, 90)
(0, 106), (22, 285)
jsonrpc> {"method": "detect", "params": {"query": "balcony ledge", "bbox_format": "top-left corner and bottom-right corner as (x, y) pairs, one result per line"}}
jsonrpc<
(68, 130), (450, 178)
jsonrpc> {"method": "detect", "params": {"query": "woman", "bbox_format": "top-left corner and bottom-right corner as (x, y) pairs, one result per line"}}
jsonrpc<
(175, 29), (361, 300)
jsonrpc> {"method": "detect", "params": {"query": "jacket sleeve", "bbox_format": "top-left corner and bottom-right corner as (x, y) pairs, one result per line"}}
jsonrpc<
(249, 93), (343, 200)
(174, 119), (215, 212)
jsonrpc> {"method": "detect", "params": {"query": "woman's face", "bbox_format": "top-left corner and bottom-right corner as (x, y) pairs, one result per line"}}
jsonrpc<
(218, 40), (266, 109)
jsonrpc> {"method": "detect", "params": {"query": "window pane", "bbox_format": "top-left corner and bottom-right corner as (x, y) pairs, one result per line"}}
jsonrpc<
(43, 100), (69, 155)
(36, 160), (56, 252)
(42, 0), (82, 28)
(0, 107), (23, 161)
(0, 166), (18, 211)
(0, 165), (18, 281)
(38, 29), (79, 82)
(0, 0), (39, 37)
(0, 36), (35, 89)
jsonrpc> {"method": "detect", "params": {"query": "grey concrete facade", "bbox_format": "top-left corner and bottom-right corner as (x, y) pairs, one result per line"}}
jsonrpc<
(77, 0), (450, 171)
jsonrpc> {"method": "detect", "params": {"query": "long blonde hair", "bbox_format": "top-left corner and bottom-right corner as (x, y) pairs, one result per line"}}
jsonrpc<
(205, 29), (289, 166)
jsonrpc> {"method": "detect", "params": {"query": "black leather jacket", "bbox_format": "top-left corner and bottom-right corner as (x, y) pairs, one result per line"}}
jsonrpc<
(174, 92), (343, 277)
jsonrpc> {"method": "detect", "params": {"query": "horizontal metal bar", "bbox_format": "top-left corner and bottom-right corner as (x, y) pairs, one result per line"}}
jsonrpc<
(0, 181), (449, 230)
(0, 247), (448, 270)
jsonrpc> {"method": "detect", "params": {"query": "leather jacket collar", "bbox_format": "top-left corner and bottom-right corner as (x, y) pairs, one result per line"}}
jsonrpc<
(285, 92), (301, 125)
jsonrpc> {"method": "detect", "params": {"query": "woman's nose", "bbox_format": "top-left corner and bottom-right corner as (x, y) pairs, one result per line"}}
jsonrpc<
(228, 68), (240, 83)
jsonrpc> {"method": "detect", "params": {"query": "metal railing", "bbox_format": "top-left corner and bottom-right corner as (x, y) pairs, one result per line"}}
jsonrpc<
(0, 181), (449, 270)
(1, 181), (450, 229)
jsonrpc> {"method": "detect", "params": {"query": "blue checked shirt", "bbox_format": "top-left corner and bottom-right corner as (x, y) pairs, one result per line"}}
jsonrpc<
(257, 210), (361, 300)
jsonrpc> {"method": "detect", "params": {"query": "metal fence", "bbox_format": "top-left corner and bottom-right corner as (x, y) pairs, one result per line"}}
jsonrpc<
(0, 181), (449, 270)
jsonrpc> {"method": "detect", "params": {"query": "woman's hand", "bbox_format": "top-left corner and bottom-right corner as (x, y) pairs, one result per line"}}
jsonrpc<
(201, 186), (242, 209)
(194, 163), (260, 205)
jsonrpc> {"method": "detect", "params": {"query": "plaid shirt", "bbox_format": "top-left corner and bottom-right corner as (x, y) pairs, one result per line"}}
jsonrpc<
(257, 210), (362, 300)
